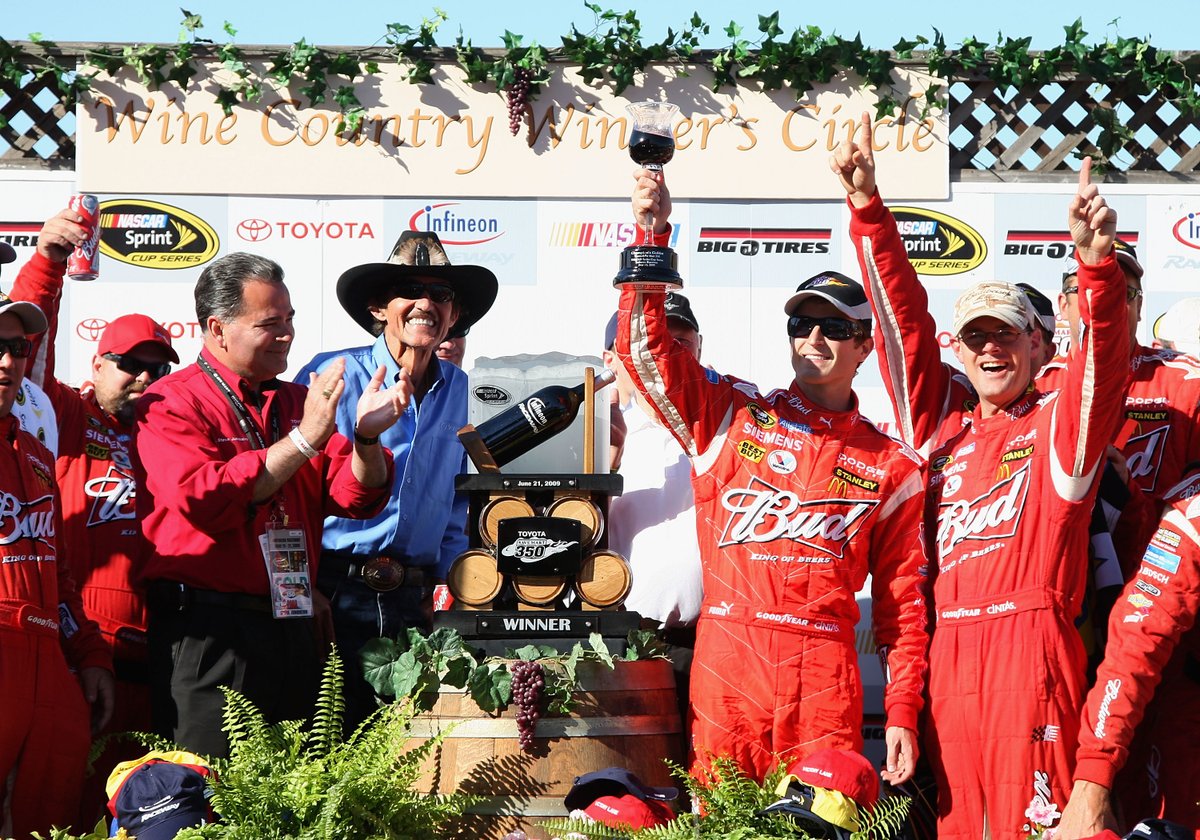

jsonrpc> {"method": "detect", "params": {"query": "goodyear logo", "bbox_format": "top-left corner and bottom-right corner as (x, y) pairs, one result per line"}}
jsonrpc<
(85, 442), (111, 460)
(1127, 409), (1168, 422)
(99, 199), (219, 269)
(737, 440), (766, 462)
(891, 207), (987, 276)
(833, 466), (879, 492)
(746, 403), (776, 430)
(1001, 445), (1035, 464)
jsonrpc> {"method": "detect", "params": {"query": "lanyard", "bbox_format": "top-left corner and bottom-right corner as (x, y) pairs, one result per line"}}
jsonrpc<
(198, 356), (279, 450)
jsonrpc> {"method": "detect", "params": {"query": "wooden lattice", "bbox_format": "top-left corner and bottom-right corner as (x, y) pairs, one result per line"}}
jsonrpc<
(2, 45), (1199, 180)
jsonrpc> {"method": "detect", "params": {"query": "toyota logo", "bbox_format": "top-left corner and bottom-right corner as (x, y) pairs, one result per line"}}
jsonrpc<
(237, 218), (272, 242)
(76, 318), (108, 341)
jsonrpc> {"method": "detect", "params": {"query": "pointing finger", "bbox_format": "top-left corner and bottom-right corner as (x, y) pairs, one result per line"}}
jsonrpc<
(1078, 155), (1092, 194)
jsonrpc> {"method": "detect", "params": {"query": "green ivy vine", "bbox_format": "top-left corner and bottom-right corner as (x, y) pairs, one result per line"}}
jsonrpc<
(3, 5), (1200, 166)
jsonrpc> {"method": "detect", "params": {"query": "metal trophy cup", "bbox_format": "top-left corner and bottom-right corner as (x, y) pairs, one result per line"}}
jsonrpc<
(614, 100), (683, 291)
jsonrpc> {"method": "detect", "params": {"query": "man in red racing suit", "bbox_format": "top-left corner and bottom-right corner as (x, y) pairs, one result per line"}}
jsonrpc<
(0, 292), (114, 835)
(1057, 466), (1200, 838)
(617, 170), (929, 786)
(918, 166), (1124, 838)
(10, 206), (180, 821)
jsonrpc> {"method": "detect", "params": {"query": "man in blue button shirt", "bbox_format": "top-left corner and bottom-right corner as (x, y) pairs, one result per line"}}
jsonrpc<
(298, 231), (497, 726)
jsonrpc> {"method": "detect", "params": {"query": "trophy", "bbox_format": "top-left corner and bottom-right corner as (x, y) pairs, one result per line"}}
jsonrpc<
(614, 100), (683, 291)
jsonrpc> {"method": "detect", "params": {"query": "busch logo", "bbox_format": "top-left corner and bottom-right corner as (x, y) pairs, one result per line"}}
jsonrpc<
(0, 491), (55, 546)
(84, 466), (137, 526)
(1124, 425), (1168, 490)
(718, 476), (877, 559)
(937, 465), (1030, 557)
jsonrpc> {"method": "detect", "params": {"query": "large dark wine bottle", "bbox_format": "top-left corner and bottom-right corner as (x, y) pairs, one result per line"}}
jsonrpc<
(475, 368), (616, 467)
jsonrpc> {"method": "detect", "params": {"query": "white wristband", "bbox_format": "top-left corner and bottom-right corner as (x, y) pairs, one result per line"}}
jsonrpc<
(289, 426), (318, 459)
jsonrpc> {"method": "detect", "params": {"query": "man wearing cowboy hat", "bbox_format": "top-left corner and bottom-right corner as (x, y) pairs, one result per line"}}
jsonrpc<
(297, 230), (497, 728)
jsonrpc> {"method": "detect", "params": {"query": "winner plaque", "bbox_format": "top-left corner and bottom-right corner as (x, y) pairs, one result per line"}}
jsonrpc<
(614, 100), (683, 291)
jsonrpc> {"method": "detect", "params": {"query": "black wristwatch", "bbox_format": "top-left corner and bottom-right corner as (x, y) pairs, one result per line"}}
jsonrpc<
(353, 426), (380, 446)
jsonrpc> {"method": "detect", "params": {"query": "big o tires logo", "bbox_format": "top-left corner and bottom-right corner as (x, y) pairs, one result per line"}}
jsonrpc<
(891, 207), (987, 276)
(98, 199), (220, 269)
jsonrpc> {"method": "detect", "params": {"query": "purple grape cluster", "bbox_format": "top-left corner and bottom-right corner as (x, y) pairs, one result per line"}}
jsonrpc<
(509, 659), (545, 752)
(506, 66), (532, 136)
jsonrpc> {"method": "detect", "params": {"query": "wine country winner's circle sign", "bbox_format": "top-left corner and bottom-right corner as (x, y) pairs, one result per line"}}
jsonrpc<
(76, 63), (948, 200)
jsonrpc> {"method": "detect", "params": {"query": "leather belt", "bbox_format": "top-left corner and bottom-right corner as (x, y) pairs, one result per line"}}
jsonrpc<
(146, 580), (272, 614)
(321, 552), (429, 593)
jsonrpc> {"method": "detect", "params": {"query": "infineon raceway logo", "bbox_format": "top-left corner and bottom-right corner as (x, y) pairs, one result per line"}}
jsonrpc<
(1005, 229), (1139, 260)
(891, 207), (987, 275)
(98, 199), (219, 269)
(697, 227), (831, 256)
(408, 202), (503, 245)
(1172, 212), (1200, 250)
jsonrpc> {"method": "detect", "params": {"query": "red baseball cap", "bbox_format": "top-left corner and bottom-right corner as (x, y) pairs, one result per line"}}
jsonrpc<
(789, 748), (879, 806)
(582, 794), (674, 831)
(98, 313), (180, 363)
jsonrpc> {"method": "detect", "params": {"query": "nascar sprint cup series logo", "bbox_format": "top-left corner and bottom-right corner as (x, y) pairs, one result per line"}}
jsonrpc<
(890, 207), (987, 276)
(98, 199), (219, 269)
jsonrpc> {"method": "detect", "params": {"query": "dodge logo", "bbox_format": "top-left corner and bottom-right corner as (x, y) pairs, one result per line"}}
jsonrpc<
(237, 219), (272, 242)
(76, 318), (108, 341)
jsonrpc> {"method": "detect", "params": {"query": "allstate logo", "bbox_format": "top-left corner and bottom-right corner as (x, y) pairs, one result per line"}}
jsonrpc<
(237, 219), (273, 242)
(76, 318), (108, 341)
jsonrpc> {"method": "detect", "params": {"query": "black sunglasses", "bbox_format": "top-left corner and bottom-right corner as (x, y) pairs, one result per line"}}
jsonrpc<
(787, 316), (864, 342)
(103, 352), (171, 380)
(0, 338), (32, 359)
(393, 281), (456, 305)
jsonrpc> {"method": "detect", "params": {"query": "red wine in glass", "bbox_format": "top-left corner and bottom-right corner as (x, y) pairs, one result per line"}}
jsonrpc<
(629, 129), (675, 168)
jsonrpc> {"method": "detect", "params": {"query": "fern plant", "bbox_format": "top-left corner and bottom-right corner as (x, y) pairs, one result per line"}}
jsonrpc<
(539, 755), (912, 840)
(167, 649), (476, 840)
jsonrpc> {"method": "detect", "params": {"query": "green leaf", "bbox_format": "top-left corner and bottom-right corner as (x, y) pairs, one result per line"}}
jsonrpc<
(223, 21), (238, 38)
(511, 644), (543, 661)
(390, 649), (422, 699)
(588, 632), (615, 668)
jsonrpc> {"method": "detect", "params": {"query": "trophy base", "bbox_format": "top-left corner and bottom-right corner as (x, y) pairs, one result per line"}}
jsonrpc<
(613, 245), (682, 291)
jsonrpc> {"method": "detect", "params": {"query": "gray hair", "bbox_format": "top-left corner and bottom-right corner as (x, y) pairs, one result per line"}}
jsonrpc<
(195, 252), (285, 331)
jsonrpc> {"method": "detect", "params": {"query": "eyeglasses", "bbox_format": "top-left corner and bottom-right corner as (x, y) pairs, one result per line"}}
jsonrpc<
(787, 316), (864, 341)
(103, 352), (171, 380)
(393, 282), (456, 305)
(0, 338), (32, 359)
(1064, 285), (1143, 303)
(956, 327), (1029, 350)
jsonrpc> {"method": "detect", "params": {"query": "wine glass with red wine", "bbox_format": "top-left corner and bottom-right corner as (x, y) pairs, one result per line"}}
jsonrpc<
(626, 101), (679, 245)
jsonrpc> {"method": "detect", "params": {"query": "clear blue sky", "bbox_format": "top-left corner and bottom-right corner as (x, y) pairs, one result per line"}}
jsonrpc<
(0, 1), (1190, 50)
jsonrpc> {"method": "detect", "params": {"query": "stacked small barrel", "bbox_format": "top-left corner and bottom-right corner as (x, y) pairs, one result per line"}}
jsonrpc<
(447, 477), (631, 611)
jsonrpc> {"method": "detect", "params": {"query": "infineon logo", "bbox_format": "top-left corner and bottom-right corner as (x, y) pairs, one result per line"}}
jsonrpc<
(98, 199), (219, 269)
(891, 207), (987, 276)
(1171, 213), (1200, 251)
(408, 202), (503, 245)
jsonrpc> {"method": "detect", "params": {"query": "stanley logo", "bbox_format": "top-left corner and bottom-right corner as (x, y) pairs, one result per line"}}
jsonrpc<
(832, 466), (879, 492)
(1126, 409), (1168, 423)
(99, 199), (219, 270)
(1001, 445), (1034, 464)
(737, 440), (766, 462)
(891, 207), (987, 276)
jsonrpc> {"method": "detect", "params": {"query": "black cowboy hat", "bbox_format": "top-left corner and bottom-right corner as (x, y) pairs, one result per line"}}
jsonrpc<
(336, 231), (498, 336)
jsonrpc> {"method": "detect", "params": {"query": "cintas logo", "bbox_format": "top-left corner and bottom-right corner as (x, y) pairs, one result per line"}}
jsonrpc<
(1171, 212), (1200, 251)
(891, 207), (987, 276)
(937, 464), (1030, 557)
(235, 218), (376, 243)
(408, 202), (503, 245)
(696, 227), (831, 256)
(98, 199), (219, 269)
(718, 475), (879, 558)
(1005, 229), (1139, 260)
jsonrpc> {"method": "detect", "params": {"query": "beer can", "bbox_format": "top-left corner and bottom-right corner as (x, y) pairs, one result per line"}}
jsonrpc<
(66, 194), (100, 281)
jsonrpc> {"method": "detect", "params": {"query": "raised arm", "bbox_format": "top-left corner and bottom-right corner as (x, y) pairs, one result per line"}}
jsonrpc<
(835, 112), (965, 455)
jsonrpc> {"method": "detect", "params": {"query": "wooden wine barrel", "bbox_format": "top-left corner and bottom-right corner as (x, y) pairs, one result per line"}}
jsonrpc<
(546, 495), (603, 548)
(574, 550), (632, 609)
(408, 659), (682, 839)
(447, 549), (504, 607)
(479, 497), (535, 548)
(511, 575), (567, 607)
